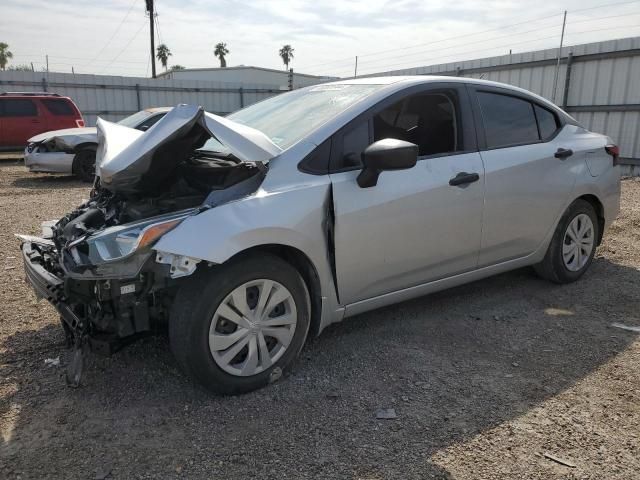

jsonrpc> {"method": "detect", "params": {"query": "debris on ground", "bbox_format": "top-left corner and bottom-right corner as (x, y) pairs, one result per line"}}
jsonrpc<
(611, 322), (640, 333)
(375, 408), (397, 420)
(542, 452), (576, 468)
(44, 357), (60, 367)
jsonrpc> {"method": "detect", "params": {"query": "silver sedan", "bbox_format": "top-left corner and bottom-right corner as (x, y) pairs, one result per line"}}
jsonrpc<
(20, 76), (620, 394)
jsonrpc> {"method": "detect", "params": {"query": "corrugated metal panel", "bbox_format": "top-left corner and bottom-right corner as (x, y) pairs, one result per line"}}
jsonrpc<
(0, 71), (288, 127)
(360, 36), (640, 160)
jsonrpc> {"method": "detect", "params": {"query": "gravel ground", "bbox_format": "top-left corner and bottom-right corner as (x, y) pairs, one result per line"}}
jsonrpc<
(1, 160), (639, 479)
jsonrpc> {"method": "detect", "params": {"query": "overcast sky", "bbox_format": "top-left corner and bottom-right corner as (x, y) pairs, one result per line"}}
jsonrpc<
(2, 0), (640, 78)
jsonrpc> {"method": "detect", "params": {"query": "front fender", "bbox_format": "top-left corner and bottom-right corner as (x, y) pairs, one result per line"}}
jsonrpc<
(154, 182), (330, 267)
(153, 177), (343, 332)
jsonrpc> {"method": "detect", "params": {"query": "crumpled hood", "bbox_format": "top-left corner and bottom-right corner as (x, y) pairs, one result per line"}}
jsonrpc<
(96, 104), (281, 194)
(28, 127), (97, 145)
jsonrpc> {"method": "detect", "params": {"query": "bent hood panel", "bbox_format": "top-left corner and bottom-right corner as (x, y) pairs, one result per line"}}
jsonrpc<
(28, 127), (97, 146)
(96, 104), (281, 194)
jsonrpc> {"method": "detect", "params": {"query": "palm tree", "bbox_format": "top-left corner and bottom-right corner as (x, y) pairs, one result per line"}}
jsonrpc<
(170, 65), (186, 71)
(214, 42), (229, 68)
(156, 44), (172, 71)
(279, 45), (294, 70)
(0, 43), (13, 71)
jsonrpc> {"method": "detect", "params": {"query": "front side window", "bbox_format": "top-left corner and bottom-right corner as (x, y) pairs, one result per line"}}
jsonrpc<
(339, 91), (460, 169)
(477, 92), (539, 148)
(1, 99), (37, 117)
(373, 93), (458, 156)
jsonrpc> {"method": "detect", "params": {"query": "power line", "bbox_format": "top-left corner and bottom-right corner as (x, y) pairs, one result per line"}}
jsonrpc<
(351, 22), (640, 77)
(314, 11), (640, 75)
(297, 0), (640, 72)
(98, 21), (148, 74)
(83, 0), (138, 66)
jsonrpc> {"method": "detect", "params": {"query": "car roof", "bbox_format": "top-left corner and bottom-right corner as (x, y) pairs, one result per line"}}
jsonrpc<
(324, 75), (564, 115)
(143, 107), (172, 113)
(0, 92), (72, 99)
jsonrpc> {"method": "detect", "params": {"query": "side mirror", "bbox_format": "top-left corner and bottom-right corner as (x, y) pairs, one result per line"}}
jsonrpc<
(357, 138), (418, 188)
(138, 125), (150, 131)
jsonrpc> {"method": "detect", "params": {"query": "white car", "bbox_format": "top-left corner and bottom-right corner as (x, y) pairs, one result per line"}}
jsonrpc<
(24, 107), (170, 181)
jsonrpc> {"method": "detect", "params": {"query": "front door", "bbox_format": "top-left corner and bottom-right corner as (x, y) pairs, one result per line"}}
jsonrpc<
(0, 98), (44, 148)
(330, 85), (485, 305)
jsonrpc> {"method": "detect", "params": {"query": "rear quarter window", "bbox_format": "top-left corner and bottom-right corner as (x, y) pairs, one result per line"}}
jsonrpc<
(41, 98), (76, 116)
(534, 104), (560, 140)
(1, 98), (38, 117)
(477, 91), (539, 148)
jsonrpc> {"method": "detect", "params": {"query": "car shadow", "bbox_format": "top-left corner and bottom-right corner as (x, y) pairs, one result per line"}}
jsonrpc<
(1, 256), (638, 479)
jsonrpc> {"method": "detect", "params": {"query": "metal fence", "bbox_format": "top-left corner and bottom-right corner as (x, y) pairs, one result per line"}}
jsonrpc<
(364, 36), (640, 166)
(0, 71), (285, 126)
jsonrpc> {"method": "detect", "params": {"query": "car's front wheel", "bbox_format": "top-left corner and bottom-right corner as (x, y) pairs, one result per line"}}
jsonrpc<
(169, 253), (311, 395)
(72, 148), (96, 183)
(534, 199), (599, 283)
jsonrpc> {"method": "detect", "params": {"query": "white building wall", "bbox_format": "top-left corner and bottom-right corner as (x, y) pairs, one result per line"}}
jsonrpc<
(160, 67), (331, 90)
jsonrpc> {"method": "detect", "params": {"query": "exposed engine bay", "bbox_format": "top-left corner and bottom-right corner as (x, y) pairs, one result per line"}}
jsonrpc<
(19, 104), (276, 385)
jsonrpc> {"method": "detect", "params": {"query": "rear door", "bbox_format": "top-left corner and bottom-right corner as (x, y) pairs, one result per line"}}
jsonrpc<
(0, 98), (45, 148)
(40, 97), (83, 130)
(330, 83), (485, 304)
(469, 86), (576, 267)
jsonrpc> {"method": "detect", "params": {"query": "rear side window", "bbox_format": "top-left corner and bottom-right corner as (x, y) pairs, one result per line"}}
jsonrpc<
(477, 92), (539, 148)
(42, 98), (75, 116)
(534, 104), (559, 140)
(1, 99), (38, 117)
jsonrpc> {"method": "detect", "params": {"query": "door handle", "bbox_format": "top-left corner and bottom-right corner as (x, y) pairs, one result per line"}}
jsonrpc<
(554, 148), (573, 159)
(449, 172), (480, 187)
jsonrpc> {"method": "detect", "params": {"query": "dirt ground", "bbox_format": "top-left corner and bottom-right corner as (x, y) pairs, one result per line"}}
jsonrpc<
(0, 159), (638, 480)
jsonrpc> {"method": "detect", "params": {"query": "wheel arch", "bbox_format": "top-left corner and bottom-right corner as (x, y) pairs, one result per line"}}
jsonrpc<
(72, 142), (98, 153)
(576, 193), (605, 245)
(221, 244), (323, 339)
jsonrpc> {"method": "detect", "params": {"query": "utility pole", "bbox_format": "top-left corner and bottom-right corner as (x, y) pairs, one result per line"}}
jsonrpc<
(146, 0), (156, 78)
(354, 56), (358, 77)
(45, 55), (49, 73)
(551, 10), (567, 104)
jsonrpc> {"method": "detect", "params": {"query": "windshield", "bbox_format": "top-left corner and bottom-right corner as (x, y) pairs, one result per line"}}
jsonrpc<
(200, 84), (383, 152)
(117, 110), (155, 128)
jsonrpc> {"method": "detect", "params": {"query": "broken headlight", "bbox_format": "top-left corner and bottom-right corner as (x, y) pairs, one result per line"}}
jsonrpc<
(78, 211), (191, 265)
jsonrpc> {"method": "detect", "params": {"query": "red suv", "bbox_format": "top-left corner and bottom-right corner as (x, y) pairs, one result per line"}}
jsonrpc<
(0, 92), (84, 151)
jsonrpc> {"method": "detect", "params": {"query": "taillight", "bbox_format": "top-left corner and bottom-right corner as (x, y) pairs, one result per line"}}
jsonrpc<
(76, 119), (85, 127)
(605, 144), (620, 166)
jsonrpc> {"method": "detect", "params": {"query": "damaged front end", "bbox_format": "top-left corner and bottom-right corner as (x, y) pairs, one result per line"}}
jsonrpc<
(19, 104), (278, 385)
(25, 127), (97, 173)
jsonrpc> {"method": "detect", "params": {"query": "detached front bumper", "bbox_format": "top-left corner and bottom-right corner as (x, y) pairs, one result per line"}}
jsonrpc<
(21, 241), (83, 331)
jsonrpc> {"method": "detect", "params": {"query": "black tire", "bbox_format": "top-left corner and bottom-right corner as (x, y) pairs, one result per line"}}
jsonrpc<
(169, 253), (310, 395)
(534, 199), (599, 284)
(72, 149), (96, 183)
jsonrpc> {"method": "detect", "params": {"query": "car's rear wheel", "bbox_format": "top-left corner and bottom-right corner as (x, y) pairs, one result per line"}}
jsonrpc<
(534, 199), (599, 284)
(72, 149), (96, 183)
(169, 253), (310, 395)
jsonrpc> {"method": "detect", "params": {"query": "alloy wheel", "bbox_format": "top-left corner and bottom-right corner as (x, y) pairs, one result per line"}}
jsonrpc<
(562, 213), (595, 272)
(209, 279), (297, 376)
